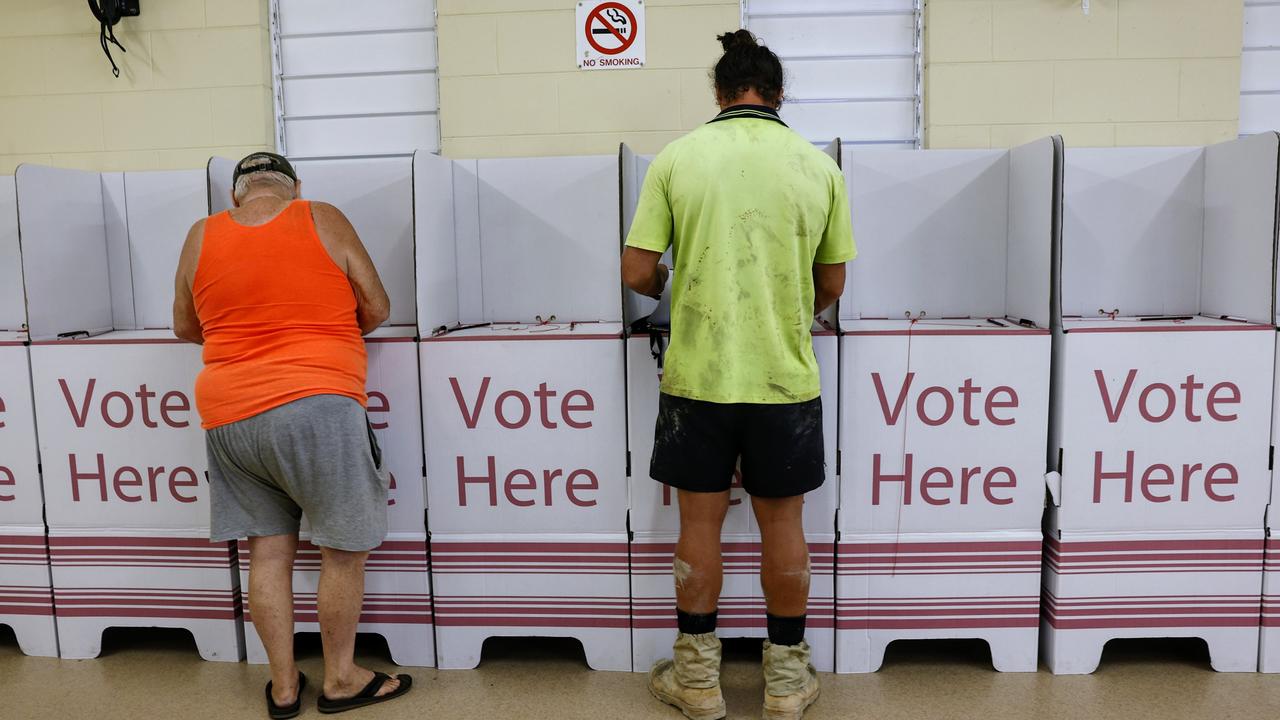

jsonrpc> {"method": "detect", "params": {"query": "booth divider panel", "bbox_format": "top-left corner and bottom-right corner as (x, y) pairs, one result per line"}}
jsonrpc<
(17, 165), (111, 340)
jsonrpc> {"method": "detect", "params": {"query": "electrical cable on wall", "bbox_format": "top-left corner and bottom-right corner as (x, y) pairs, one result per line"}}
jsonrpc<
(87, 0), (141, 78)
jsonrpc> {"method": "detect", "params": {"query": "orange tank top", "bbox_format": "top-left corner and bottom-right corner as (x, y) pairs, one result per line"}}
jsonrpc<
(192, 200), (367, 429)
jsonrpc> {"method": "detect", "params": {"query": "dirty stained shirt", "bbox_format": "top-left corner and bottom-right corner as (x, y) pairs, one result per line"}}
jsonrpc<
(625, 105), (856, 404)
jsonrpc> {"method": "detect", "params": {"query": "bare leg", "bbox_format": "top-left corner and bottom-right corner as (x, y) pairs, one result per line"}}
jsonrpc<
(675, 490), (732, 614)
(751, 496), (809, 617)
(317, 547), (401, 699)
(248, 534), (300, 706)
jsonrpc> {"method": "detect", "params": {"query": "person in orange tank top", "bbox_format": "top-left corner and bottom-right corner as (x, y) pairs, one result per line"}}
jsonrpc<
(173, 153), (412, 717)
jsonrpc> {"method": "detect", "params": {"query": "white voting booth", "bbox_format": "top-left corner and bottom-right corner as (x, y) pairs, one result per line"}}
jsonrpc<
(837, 138), (1060, 673)
(1044, 133), (1280, 674)
(209, 156), (434, 667)
(415, 150), (629, 671)
(0, 175), (58, 657)
(621, 145), (840, 673)
(17, 163), (243, 661)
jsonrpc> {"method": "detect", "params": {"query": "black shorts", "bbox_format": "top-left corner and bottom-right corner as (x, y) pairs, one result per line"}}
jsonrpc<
(649, 392), (825, 498)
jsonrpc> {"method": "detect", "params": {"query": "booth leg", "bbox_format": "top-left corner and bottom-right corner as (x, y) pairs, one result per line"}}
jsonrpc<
(834, 631), (888, 674)
(434, 628), (484, 670)
(580, 628), (632, 672)
(1206, 628), (1259, 673)
(987, 628), (1040, 672)
(383, 625), (436, 668)
(191, 618), (245, 662)
(8, 616), (58, 658)
(1260, 627), (1280, 673)
(54, 618), (104, 660)
(1041, 625), (1104, 675)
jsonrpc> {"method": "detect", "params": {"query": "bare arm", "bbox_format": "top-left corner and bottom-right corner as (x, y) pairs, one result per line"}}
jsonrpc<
(622, 246), (669, 300)
(312, 202), (391, 335)
(813, 262), (846, 315)
(172, 219), (205, 344)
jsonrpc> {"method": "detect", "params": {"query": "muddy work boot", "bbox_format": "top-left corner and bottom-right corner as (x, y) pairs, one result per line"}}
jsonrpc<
(761, 640), (820, 720)
(648, 632), (727, 720)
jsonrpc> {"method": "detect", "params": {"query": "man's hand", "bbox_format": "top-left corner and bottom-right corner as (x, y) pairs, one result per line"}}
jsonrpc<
(622, 246), (668, 300)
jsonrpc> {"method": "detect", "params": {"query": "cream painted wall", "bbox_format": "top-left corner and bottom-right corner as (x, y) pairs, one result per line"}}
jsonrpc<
(0, 0), (274, 173)
(437, 0), (741, 158)
(925, 0), (1244, 149)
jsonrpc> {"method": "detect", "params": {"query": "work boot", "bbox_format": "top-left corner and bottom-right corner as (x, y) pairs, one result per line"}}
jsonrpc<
(761, 640), (820, 720)
(648, 632), (727, 720)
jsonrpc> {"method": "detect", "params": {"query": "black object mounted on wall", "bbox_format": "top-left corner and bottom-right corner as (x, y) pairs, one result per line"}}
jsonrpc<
(87, 0), (141, 78)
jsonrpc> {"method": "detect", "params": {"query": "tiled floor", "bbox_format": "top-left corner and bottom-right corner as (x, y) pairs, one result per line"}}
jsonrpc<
(3, 628), (1278, 719)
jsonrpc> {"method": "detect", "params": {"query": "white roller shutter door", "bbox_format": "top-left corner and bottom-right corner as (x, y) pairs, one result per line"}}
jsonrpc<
(273, 0), (441, 159)
(745, 0), (922, 147)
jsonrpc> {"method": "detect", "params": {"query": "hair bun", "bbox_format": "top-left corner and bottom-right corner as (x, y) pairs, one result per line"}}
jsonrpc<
(717, 29), (759, 52)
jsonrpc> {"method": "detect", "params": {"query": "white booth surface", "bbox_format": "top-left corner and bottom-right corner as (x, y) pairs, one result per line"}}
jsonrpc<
(835, 530), (1042, 674)
(429, 532), (629, 671)
(422, 324), (629, 671)
(29, 335), (209, 532)
(0, 334), (57, 657)
(839, 321), (1051, 536)
(0, 177), (25, 332)
(17, 165), (209, 340)
(0, 529), (57, 658)
(835, 138), (1060, 673)
(413, 152), (623, 333)
(1262, 540), (1280, 671)
(1041, 525), (1264, 675)
(836, 322), (1049, 674)
(1045, 134), (1280, 675)
(1051, 320), (1274, 534)
(237, 328), (434, 667)
(627, 331), (839, 672)
(28, 333), (242, 660)
(0, 336), (42, 528)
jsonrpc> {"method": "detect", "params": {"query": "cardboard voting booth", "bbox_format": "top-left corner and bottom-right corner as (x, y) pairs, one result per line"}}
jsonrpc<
(0, 175), (58, 657)
(837, 138), (1060, 673)
(621, 145), (839, 672)
(416, 150), (629, 671)
(17, 164), (243, 661)
(1044, 133), (1280, 674)
(209, 156), (434, 667)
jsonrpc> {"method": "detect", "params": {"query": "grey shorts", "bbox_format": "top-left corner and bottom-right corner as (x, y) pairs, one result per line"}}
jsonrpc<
(206, 394), (389, 552)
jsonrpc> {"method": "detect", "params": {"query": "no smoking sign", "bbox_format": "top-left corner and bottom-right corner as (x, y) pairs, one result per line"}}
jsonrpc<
(577, 0), (646, 70)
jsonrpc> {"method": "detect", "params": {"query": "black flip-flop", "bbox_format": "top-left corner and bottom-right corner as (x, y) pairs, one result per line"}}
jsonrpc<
(317, 672), (413, 715)
(266, 671), (307, 720)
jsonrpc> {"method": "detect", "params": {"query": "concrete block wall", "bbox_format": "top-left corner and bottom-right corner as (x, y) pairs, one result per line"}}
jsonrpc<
(437, 0), (740, 157)
(0, 0), (274, 173)
(925, 0), (1245, 149)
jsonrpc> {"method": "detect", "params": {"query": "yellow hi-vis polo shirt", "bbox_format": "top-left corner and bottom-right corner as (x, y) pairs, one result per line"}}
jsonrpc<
(626, 104), (856, 405)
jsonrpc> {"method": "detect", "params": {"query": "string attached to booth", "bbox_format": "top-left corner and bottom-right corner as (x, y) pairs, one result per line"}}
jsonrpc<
(885, 307), (926, 571)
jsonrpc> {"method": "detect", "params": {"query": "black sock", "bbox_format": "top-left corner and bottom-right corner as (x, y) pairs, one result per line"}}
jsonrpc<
(767, 614), (806, 646)
(677, 609), (718, 635)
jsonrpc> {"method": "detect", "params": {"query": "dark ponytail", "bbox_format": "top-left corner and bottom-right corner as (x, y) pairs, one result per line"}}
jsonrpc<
(713, 29), (784, 107)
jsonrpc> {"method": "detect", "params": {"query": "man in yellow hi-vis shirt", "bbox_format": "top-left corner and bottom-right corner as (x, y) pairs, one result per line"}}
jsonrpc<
(622, 29), (856, 720)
